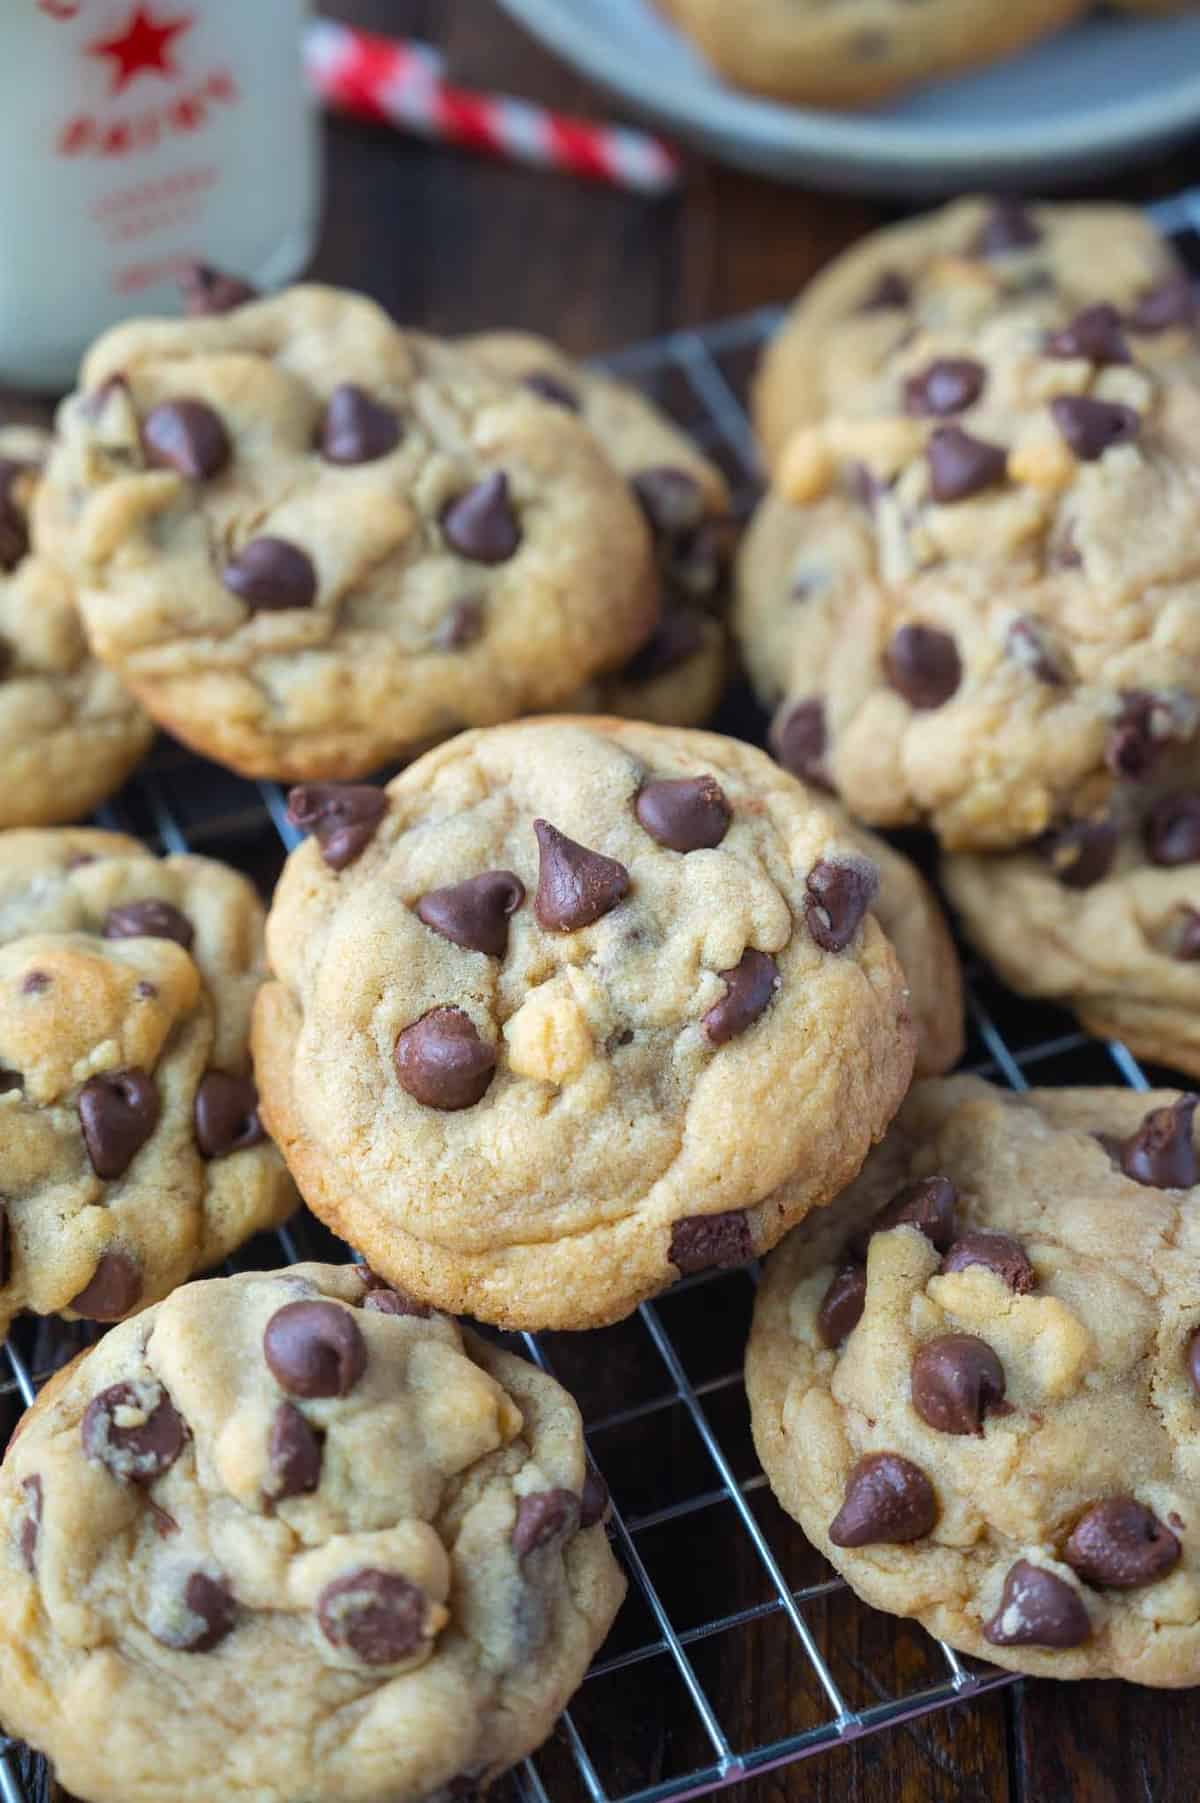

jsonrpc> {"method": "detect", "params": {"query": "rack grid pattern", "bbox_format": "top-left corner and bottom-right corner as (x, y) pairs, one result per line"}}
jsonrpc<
(3, 186), (1200, 1803)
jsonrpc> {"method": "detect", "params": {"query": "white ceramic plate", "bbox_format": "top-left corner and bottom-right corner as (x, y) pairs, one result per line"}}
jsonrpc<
(495, 0), (1200, 195)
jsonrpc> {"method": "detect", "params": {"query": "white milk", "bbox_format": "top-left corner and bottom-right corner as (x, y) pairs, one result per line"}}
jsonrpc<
(0, 0), (320, 389)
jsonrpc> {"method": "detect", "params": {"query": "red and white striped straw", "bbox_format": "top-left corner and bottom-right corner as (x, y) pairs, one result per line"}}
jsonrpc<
(304, 19), (683, 197)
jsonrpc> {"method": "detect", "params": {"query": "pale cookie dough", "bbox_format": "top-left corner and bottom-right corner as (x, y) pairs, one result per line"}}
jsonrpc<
(944, 775), (1200, 1077)
(0, 427), (152, 828)
(252, 718), (916, 1330)
(657, 0), (1085, 108)
(747, 1076), (1200, 1684)
(0, 1262), (625, 1803)
(0, 828), (295, 1336)
(34, 288), (657, 781)
(736, 298), (1200, 849)
(753, 197), (1192, 473)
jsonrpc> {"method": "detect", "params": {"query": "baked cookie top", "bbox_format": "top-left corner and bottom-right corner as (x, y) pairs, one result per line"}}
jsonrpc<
(0, 828), (295, 1335)
(748, 1077), (1200, 1684)
(252, 718), (915, 1329)
(753, 196), (1191, 469)
(0, 1262), (625, 1803)
(35, 288), (657, 781)
(0, 427), (152, 828)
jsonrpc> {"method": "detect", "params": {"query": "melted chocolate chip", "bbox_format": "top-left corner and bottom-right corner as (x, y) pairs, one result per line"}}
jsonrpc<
(884, 624), (962, 709)
(0, 633), (12, 680)
(702, 948), (780, 1044)
(829, 1452), (936, 1547)
(178, 262), (258, 315)
(416, 871), (526, 957)
(286, 782), (386, 871)
(817, 1263), (867, 1348)
(859, 269), (911, 312)
(223, 536), (317, 610)
(984, 1560), (1090, 1648)
(1006, 617), (1067, 686)
(805, 858), (878, 953)
(263, 1300), (367, 1398)
(18, 1475), (42, 1573)
(858, 1176), (958, 1256)
(394, 1007), (496, 1110)
(435, 596), (484, 651)
(0, 1069), (22, 1095)
(669, 1210), (753, 1275)
(523, 370), (580, 411)
(1186, 1327), (1200, 1395)
(533, 819), (629, 932)
(911, 1333), (1006, 1436)
(1051, 395), (1140, 461)
(926, 426), (1008, 504)
(82, 1380), (185, 1482)
(623, 609), (704, 683)
(770, 697), (831, 789)
(194, 1071), (265, 1158)
(631, 467), (706, 541)
(1144, 793), (1200, 867)
(1118, 1096), (1198, 1189)
(142, 399), (231, 481)
(77, 1069), (160, 1179)
(103, 899), (194, 950)
(579, 1469), (610, 1529)
(267, 1401), (323, 1500)
(940, 1231), (1035, 1293)
(0, 462), (30, 571)
(904, 359), (986, 418)
(1064, 1498), (1180, 1589)
(0, 1201), (9, 1288)
(1175, 908), (1200, 962)
(70, 1250), (144, 1321)
(512, 1489), (578, 1557)
(21, 971), (50, 995)
(635, 776), (730, 852)
(441, 472), (520, 563)
(319, 384), (402, 464)
(317, 1569), (429, 1664)
(155, 1572), (237, 1652)
(1036, 817), (1118, 890)
(1045, 304), (1130, 366)
(1106, 691), (1172, 781)
(974, 200), (1042, 257)
(1128, 276), (1196, 335)
(364, 1288), (430, 1317)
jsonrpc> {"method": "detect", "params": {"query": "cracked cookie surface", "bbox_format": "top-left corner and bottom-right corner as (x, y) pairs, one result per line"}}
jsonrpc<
(252, 718), (915, 1330)
(0, 1261), (625, 1803)
(747, 1077), (1200, 1683)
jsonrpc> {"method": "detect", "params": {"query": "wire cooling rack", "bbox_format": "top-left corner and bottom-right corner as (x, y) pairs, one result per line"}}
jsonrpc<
(4, 186), (1200, 1803)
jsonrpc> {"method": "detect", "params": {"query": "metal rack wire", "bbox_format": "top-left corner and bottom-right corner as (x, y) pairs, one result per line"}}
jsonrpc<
(3, 186), (1200, 1803)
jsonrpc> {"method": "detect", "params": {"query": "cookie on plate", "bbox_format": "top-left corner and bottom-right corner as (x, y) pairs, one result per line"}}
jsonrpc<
(252, 718), (916, 1330)
(35, 288), (657, 781)
(753, 197), (1192, 472)
(747, 1076), (1200, 1684)
(0, 1262), (625, 1803)
(657, 0), (1085, 109)
(944, 774), (1200, 1077)
(736, 298), (1200, 849)
(0, 828), (295, 1335)
(0, 428), (152, 828)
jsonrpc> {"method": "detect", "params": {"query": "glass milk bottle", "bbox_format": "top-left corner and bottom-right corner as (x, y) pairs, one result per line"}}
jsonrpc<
(0, 0), (321, 389)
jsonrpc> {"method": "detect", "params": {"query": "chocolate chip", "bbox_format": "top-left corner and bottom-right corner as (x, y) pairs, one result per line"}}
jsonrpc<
(829, 1452), (936, 1547)
(579, 1469), (610, 1529)
(668, 516), (730, 604)
(70, 1250), (144, 1321)
(631, 467), (706, 541)
(223, 536), (317, 611)
(1144, 794), (1200, 867)
(1128, 276), (1196, 335)
(82, 1379), (185, 1481)
(178, 261), (258, 315)
(669, 1210), (753, 1275)
(884, 624), (962, 709)
(319, 384), (402, 464)
(142, 399), (231, 480)
(1187, 1326), (1200, 1395)
(858, 1176), (958, 1256)
(622, 609), (704, 684)
(0, 462), (30, 571)
(78, 1069), (159, 1179)
(1064, 1498), (1179, 1589)
(18, 1475), (42, 1573)
(0, 1069), (21, 1095)
(441, 472), (520, 563)
(926, 426), (1008, 504)
(523, 370), (580, 411)
(1036, 818), (1118, 890)
(0, 1202), (9, 1288)
(435, 596), (484, 651)
(512, 1489), (578, 1557)
(817, 1263), (867, 1348)
(974, 200), (1042, 256)
(1118, 1096), (1198, 1189)
(805, 858), (878, 953)
(415, 871), (526, 957)
(1045, 303), (1131, 366)
(532, 819), (629, 932)
(858, 269), (911, 312)
(1106, 690), (1174, 781)
(194, 1071), (265, 1158)
(394, 1007), (496, 1110)
(103, 899), (194, 950)
(635, 776), (730, 852)
(984, 1560), (1090, 1648)
(911, 1333), (1006, 1436)
(702, 948), (780, 1044)
(155, 1572), (237, 1652)
(267, 1402), (323, 1501)
(770, 697), (831, 789)
(1006, 617), (1066, 685)
(21, 971), (50, 995)
(318, 1569), (430, 1664)
(263, 1299), (367, 1398)
(904, 359), (986, 418)
(364, 1288), (429, 1317)
(287, 782), (386, 871)
(0, 634), (12, 680)
(940, 1231), (1035, 1293)
(1175, 908), (1200, 962)
(1051, 395), (1140, 462)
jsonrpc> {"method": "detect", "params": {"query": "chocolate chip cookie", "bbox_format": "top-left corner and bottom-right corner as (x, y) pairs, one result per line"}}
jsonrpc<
(753, 197), (1191, 473)
(252, 718), (916, 1330)
(747, 1076), (1200, 1683)
(737, 292), (1200, 849)
(35, 288), (657, 781)
(658, 0), (1085, 108)
(0, 828), (295, 1335)
(464, 330), (731, 728)
(0, 1261), (625, 1803)
(0, 427), (152, 828)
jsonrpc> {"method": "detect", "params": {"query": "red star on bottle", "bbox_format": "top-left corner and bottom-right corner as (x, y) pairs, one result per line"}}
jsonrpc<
(87, 5), (192, 94)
